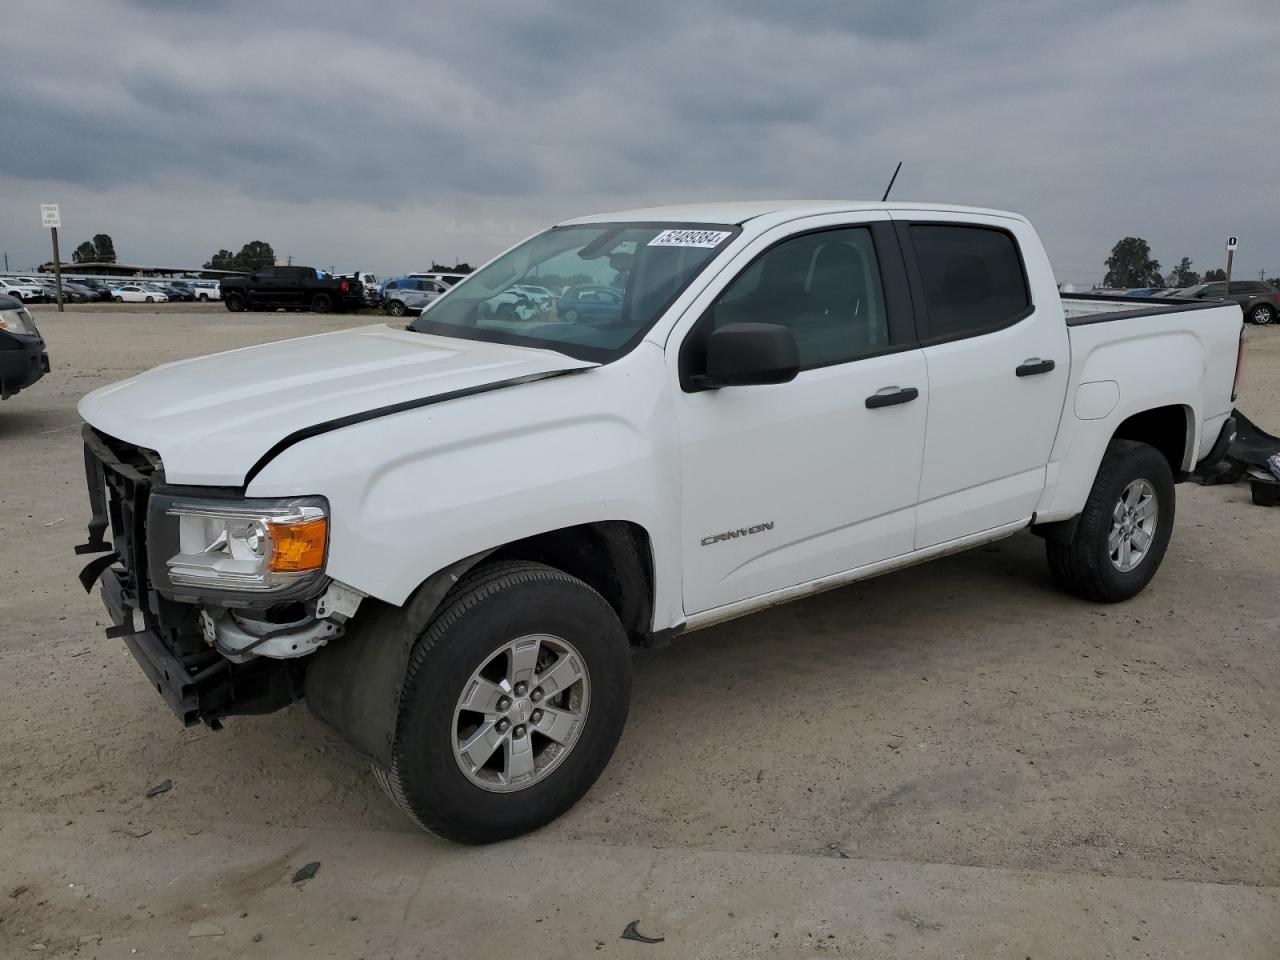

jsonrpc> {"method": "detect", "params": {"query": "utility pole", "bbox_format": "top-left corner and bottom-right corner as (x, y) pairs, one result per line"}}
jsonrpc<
(1225, 236), (1237, 298)
(3, 251), (8, 272)
(40, 204), (65, 312)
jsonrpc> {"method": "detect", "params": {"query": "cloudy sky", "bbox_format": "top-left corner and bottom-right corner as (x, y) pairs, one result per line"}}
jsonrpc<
(2, 0), (1278, 285)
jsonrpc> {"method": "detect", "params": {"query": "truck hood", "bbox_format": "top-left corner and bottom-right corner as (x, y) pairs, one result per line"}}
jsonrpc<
(78, 324), (596, 486)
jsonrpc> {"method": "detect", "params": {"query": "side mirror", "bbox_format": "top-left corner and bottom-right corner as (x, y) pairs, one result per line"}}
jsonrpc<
(692, 322), (800, 390)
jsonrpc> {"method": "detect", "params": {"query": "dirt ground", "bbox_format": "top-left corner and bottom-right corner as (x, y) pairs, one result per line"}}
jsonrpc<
(1, 303), (1277, 959)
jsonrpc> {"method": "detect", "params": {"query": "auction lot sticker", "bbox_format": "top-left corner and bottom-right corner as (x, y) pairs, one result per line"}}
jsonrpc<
(648, 229), (732, 248)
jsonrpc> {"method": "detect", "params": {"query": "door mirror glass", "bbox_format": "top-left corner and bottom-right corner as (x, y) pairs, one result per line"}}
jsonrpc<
(694, 322), (800, 390)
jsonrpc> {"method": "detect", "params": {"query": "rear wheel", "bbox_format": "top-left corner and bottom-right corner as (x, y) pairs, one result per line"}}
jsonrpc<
(198, 293), (209, 302)
(311, 293), (333, 313)
(1046, 439), (1175, 602)
(373, 561), (632, 844)
(224, 292), (245, 312)
(1249, 304), (1274, 325)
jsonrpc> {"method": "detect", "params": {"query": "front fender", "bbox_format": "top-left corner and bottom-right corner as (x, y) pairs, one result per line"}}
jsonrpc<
(246, 347), (682, 626)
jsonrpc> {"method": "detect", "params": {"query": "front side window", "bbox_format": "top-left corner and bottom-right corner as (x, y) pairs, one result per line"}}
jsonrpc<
(703, 227), (890, 368)
(410, 222), (737, 361)
(909, 225), (1031, 340)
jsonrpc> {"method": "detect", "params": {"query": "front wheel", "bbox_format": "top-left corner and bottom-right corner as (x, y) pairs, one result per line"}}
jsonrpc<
(145, 296), (154, 303)
(113, 296), (123, 303)
(1047, 439), (1175, 603)
(310, 293), (333, 313)
(386, 299), (407, 317)
(374, 561), (632, 844)
(1249, 304), (1274, 325)
(198, 293), (209, 302)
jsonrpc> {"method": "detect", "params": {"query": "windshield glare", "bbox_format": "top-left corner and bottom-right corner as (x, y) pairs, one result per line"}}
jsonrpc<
(408, 222), (737, 361)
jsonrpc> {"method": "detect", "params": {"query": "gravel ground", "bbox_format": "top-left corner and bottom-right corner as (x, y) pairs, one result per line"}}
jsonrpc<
(1, 304), (1277, 958)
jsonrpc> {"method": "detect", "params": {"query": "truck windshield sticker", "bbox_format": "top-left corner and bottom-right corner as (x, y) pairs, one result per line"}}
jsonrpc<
(648, 229), (733, 249)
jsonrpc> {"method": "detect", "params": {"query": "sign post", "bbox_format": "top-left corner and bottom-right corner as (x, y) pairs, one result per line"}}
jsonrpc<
(1225, 236), (1237, 298)
(40, 204), (65, 312)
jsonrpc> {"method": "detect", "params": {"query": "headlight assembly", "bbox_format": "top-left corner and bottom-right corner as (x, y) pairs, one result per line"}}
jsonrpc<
(152, 495), (329, 597)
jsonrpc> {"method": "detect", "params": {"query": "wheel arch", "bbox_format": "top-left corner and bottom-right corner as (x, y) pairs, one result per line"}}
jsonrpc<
(1110, 403), (1195, 476)
(304, 519), (659, 767)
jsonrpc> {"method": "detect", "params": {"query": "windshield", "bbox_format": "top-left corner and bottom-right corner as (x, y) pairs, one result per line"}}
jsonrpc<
(408, 222), (738, 361)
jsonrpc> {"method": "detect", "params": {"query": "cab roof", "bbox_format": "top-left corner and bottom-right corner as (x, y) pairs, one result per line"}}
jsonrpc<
(558, 200), (1025, 227)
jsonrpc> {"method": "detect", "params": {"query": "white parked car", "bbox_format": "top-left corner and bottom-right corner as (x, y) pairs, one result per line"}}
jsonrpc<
(0, 279), (42, 302)
(111, 284), (168, 303)
(190, 281), (222, 301)
(75, 201), (1243, 845)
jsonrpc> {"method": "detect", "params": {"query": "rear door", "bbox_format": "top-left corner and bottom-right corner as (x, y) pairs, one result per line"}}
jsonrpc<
(894, 215), (1070, 548)
(673, 213), (929, 614)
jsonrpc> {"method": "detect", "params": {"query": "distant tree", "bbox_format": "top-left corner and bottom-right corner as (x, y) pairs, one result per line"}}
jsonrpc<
(1102, 237), (1163, 289)
(1203, 268), (1227, 282)
(92, 233), (117, 263)
(202, 242), (276, 272)
(237, 241), (275, 271)
(430, 261), (473, 274)
(1168, 257), (1199, 288)
(72, 240), (97, 263)
(203, 248), (237, 270)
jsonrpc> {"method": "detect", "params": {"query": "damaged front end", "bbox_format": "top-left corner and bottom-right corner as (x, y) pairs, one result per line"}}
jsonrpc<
(75, 426), (361, 728)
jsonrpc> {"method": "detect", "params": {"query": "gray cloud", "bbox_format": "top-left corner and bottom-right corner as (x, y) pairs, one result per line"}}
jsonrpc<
(1, 0), (1277, 282)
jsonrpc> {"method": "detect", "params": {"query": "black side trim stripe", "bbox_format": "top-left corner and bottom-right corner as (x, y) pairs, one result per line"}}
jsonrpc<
(241, 367), (591, 487)
(1064, 296), (1226, 327)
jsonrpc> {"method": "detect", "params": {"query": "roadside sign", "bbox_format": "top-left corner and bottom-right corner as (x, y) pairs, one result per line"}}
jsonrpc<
(1227, 236), (1238, 251)
(40, 203), (61, 229)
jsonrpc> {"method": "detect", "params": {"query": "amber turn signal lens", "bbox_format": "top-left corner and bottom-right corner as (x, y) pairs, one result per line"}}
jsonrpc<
(267, 517), (328, 572)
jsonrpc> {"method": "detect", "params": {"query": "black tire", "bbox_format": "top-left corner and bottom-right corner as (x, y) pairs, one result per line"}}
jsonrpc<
(112, 296), (123, 303)
(1046, 439), (1175, 603)
(374, 561), (632, 844)
(311, 293), (333, 313)
(198, 293), (209, 302)
(145, 296), (154, 303)
(386, 299), (407, 317)
(224, 292), (245, 312)
(1248, 304), (1274, 325)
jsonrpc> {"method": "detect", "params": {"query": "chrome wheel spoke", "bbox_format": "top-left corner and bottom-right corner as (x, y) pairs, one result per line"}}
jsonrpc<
(1124, 484), (1142, 510)
(458, 676), (508, 716)
(536, 653), (584, 698)
(505, 731), (536, 782)
(1135, 497), (1156, 521)
(534, 705), (580, 745)
(1131, 526), (1153, 552)
(1118, 537), (1132, 569)
(508, 636), (542, 688)
(458, 721), (504, 771)
(1107, 526), (1124, 552)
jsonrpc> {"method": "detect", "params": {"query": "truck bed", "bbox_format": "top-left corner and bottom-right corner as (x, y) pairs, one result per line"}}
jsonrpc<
(1060, 293), (1227, 324)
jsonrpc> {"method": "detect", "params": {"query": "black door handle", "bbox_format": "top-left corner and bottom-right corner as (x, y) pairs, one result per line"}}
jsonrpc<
(865, 386), (919, 409)
(1016, 358), (1056, 377)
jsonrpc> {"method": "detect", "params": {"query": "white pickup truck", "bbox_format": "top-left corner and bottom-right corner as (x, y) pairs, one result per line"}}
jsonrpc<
(75, 201), (1243, 843)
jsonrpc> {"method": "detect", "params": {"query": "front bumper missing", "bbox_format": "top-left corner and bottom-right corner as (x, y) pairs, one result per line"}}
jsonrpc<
(102, 568), (207, 725)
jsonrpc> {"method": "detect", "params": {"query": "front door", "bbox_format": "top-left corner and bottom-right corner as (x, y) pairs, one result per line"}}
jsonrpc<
(674, 217), (929, 615)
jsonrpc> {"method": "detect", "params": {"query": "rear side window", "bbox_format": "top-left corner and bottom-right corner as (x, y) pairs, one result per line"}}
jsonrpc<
(909, 225), (1031, 340)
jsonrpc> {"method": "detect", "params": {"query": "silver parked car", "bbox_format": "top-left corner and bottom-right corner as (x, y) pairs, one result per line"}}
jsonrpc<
(382, 277), (448, 317)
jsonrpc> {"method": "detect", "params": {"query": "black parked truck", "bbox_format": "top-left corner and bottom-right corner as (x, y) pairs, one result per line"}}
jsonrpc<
(220, 266), (365, 314)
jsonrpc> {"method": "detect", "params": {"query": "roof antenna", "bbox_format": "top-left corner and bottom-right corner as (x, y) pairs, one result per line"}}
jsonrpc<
(880, 161), (902, 202)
